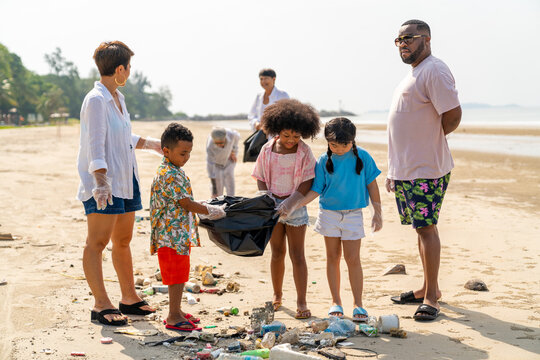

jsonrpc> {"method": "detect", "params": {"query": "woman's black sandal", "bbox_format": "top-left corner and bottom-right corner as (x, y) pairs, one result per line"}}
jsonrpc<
(119, 300), (156, 315)
(91, 309), (128, 326)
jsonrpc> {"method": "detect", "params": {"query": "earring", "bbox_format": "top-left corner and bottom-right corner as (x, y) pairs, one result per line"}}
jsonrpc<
(114, 76), (126, 86)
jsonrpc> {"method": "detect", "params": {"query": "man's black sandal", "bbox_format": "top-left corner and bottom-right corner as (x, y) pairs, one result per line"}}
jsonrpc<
(391, 290), (424, 304)
(119, 300), (156, 315)
(91, 309), (127, 326)
(413, 304), (440, 321)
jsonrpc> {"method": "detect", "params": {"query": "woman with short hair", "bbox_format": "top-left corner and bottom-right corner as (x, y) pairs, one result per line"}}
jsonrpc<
(76, 41), (160, 325)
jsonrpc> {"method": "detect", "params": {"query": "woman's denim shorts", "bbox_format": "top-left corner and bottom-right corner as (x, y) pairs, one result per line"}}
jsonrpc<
(83, 173), (143, 215)
(275, 198), (309, 227)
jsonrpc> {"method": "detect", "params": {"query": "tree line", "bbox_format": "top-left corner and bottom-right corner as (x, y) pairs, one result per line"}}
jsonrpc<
(0, 44), (172, 124)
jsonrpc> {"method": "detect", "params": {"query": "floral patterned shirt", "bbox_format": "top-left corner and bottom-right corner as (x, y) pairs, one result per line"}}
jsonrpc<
(150, 158), (200, 255)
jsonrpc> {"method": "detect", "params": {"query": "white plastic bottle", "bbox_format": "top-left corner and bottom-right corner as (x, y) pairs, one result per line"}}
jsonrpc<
(269, 343), (321, 359)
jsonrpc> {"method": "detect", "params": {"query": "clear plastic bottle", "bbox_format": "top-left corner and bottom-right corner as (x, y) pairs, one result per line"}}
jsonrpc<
(260, 321), (287, 335)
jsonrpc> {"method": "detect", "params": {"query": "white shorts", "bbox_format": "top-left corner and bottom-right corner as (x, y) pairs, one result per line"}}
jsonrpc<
(314, 208), (365, 240)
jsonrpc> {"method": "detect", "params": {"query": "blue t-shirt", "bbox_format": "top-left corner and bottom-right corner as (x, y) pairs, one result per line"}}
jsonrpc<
(311, 147), (381, 210)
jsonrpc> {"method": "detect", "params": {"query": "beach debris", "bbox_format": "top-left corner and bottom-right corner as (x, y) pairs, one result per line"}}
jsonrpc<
(143, 277), (153, 286)
(377, 314), (400, 333)
(40, 348), (54, 355)
(324, 318), (356, 337)
(358, 323), (378, 337)
(142, 287), (154, 296)
(135, 277), (144, 286)
(382, 264), (406, 275)
(100, 337), (113, 344)
(260, 331), (276, 348)
(310, 319), (329, 333)
(202, 272), (217, 286)
(226, 281), (240, 292)
(0, 279), (7, 286)
(464, 279), (489, 291)
(270, 343), (321, 359)
(0, 233), (14, 241)
(279, 329), (300, 344)
(389, 328), (407, 338)
(186, 293), (198, 305)
(114, 328), (159, 336)
(153, 285), (168, 293)
(195, 264), (213, 276)
(318, 347), (346, 360)
(185, 281), (201, 293)
(154, 269), (162, 281)
(70, 352), (86, 357)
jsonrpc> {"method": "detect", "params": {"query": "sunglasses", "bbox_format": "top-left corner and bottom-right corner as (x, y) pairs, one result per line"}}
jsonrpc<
(394, 35), (428, 46)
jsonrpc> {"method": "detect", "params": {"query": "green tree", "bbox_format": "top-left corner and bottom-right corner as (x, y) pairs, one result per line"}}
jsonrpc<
(37, 86), (66, 121)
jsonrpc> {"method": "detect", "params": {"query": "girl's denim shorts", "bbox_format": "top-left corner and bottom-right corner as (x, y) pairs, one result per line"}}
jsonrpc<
(83, 173), (143, 215)
(275, 198), (309, 227)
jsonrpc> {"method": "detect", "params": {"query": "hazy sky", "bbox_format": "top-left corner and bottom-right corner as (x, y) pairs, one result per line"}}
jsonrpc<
(1, 0), (539, 115)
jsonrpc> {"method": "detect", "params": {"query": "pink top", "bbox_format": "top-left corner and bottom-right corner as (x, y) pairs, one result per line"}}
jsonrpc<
(387, 55), (460, 180)
(252, 137), (316, 197)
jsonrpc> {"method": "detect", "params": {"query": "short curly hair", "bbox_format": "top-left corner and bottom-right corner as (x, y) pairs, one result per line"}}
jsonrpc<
(161, 122), (193, 150)
(261, 99), (321, 139)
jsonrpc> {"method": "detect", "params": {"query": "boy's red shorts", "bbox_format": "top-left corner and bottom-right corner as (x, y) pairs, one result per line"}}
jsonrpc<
(157, 247), (190, 285)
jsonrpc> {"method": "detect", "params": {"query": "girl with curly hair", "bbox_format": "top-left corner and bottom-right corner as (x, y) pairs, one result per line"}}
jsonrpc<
(252, 99), (321, 319)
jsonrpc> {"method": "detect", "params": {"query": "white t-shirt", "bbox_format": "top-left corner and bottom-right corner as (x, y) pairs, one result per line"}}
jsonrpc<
(387, 55), (460, 180)
(248, 86), (289, 132)
(76, 81), (140, 201)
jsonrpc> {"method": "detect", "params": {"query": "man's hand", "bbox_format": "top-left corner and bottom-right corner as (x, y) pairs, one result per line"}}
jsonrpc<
(385, 178), (395, 193)
(230, 152), (237, 163)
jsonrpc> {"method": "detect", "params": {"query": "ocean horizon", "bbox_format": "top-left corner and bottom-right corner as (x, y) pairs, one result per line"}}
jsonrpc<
(209, 107), (540, 158)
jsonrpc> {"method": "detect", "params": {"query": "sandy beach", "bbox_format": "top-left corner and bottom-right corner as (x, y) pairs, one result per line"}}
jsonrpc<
(0, 121), (539, 360)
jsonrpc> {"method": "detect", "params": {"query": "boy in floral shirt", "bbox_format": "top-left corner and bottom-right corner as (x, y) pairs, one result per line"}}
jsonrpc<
(150, 123), (226, 331)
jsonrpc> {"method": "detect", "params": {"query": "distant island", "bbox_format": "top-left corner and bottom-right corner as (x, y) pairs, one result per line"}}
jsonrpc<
(168, 109), (357, 122)
(318, 109), (356, 117)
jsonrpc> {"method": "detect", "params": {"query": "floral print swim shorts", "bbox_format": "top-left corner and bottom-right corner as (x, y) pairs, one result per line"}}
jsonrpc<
(394, 172), (450, 229)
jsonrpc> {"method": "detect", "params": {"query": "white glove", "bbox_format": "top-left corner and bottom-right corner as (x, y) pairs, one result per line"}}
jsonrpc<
(371, 201), (383, 233)
(276, 191), (304, 219)
(92, 172), (113, 210)
(142, 137), (163, 156)
(199, 203), (226, 220)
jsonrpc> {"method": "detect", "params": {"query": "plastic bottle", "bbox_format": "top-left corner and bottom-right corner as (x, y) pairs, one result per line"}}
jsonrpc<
(324, 317), (356, 337)
(216, 306), (239, 315)
(260, 331), (276, 348)
(260, 321), (287, 336)
(227, 340), (241, 352)
(186, 293), (197, 305)
(217, 354), (262, 360)
(152, 285), (168, 293)
(185, 281), (201, 293)
(269, 344), (320, 359)
(241, 348), (270, 358)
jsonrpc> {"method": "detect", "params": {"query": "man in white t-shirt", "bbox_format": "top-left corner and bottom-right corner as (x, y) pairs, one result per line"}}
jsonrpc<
(248, 68), (289, 132)
(386, 20), (462, 321)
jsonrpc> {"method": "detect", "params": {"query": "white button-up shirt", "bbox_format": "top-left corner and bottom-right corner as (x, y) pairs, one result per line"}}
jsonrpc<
(248, 86), (289, 131)
(77, 81), (141, 201)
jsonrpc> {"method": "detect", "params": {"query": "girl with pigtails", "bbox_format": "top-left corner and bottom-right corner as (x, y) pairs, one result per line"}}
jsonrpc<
(301, 117), (383, 321)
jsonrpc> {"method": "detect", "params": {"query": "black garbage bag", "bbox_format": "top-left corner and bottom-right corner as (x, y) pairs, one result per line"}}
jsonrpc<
(243, 130), (268, 162)
(198, 195), (278, 257)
